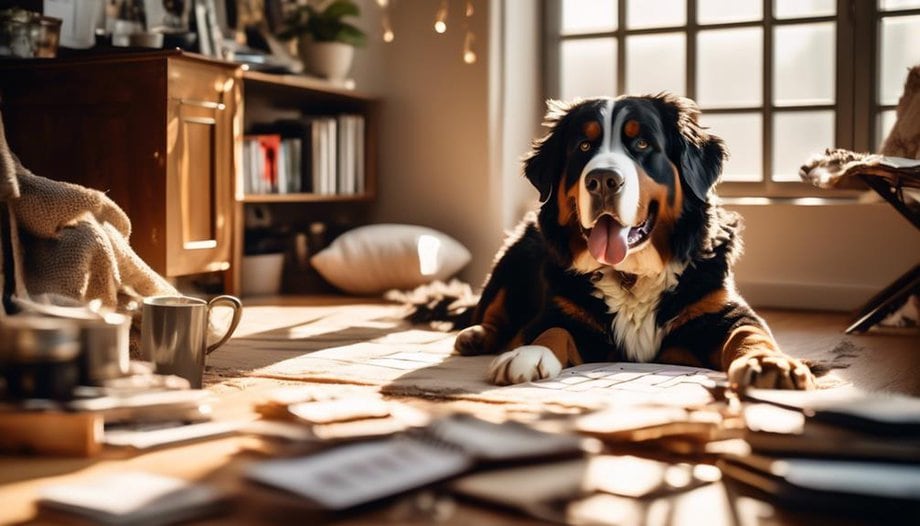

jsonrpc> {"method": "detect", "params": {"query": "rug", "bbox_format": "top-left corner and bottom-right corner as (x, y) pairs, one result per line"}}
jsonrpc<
(207, 302), (857, 409)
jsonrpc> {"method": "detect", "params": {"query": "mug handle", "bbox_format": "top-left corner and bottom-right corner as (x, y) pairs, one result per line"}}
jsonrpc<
(205, 295), (243, 355)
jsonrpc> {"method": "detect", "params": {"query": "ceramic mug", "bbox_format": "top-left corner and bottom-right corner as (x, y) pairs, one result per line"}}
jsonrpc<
(141, 295), (243, 388)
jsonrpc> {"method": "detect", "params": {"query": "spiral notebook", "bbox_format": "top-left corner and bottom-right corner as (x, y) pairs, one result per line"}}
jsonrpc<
(246, 415), (585, 509)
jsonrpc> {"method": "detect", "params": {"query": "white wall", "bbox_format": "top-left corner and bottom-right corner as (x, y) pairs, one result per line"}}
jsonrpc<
(354, 0), (540, 286)
(729, 201), (920, 310)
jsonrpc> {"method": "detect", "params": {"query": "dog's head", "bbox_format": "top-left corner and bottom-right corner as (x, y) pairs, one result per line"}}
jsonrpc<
(525, 94), (727, 275)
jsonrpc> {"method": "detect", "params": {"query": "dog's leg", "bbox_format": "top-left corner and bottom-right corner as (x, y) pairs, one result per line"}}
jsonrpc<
(486, 327), (580, 385)
(663, 293), (816, 390)
(721, 325), (815, 390)
(455, 289), (515, 356)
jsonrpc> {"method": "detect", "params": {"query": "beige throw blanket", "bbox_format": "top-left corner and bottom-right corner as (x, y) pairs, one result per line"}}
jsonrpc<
(0, 109), (177, 314)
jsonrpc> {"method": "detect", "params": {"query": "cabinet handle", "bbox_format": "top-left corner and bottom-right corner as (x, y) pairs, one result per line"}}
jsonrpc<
(176, 98), (226, 111)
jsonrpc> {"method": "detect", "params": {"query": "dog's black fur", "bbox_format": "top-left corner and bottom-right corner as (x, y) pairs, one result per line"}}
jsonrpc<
(453, 94), (814, 390)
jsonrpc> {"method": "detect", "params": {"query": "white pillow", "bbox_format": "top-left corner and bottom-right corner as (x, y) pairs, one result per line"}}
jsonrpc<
(310, 224), (471, 295)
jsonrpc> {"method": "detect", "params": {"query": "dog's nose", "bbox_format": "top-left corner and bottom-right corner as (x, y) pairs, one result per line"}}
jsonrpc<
(585, 169), (624, 196)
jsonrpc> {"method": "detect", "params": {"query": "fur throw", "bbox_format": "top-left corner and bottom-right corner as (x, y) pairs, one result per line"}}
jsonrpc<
(0, 109), (177, 316)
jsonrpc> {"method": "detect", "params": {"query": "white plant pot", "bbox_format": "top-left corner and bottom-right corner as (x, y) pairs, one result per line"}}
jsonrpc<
(299, 39), (354, 80)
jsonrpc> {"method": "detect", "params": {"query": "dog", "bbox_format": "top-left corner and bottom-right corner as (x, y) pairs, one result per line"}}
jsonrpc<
(455, 94), (816, 390)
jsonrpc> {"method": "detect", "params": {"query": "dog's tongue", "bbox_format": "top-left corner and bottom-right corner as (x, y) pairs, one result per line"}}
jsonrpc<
(587, 215), (628, 265)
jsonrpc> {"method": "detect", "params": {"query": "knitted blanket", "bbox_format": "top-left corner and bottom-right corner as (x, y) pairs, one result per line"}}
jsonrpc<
(0, 109), (177, 315)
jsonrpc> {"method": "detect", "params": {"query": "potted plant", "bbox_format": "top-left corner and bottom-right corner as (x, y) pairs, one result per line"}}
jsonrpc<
(278, 0), (366, 81)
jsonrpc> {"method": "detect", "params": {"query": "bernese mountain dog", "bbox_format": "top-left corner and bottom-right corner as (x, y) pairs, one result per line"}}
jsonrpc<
(455, 94), (816, 391)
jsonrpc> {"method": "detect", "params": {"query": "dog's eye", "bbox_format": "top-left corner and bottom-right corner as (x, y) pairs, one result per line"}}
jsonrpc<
(635, 139), (650, 151)
(578, 141), (592, 152)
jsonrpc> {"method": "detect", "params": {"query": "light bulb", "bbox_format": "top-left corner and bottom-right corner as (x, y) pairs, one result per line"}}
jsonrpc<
(463, 31), (476, 64)
(383, 29), (395, 42)
(434, 0), (448, 33)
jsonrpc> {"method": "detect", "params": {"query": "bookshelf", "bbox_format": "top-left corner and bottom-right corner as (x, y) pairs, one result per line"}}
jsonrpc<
(232, 69), (380, 295)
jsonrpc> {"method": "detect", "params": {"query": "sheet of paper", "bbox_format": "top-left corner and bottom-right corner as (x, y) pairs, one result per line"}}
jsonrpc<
(490, 362), (725, 408)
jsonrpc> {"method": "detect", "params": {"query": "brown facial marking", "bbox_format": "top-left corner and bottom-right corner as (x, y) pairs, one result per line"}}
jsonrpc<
(556, 177), (577, 227)
(658, 347), (704, 368)
(665, 288), (729, 333)
(624, 119), (641, 138)
(583, 120), (602, 142)
(637, 167), (676, 263)
(553, 296), (605, 333)
(558, 177), (594, 269)
(530, 327), (584, 367)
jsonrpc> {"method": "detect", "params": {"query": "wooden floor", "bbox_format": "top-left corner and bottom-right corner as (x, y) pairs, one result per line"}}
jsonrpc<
(0, 301), (917, 525)
(759, 308), (920, 396)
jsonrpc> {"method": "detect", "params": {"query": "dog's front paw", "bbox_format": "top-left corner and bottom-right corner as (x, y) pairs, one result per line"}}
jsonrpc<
(728, 352), (816, 390)
(487, 345), (562, 386)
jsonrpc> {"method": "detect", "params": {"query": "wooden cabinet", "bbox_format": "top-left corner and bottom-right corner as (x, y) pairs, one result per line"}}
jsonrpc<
(0, 51), (240, 285)
(0, 51), (380, 296)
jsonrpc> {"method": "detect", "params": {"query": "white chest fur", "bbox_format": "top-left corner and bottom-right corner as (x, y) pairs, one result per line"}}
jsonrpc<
(591, 262), (684, 362)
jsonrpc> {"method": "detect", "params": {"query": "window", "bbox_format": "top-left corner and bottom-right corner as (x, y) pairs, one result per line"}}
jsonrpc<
(545, 0), (920, 197)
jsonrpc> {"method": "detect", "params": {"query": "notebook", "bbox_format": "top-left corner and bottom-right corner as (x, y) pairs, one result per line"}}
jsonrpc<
(38, 472), (226, 526)
(247, 435), (472, 509)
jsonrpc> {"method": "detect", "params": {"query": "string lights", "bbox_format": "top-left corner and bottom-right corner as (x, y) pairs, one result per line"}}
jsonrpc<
(462, 0), (476, 63)
(376, 0), (476, 65)
(377, 0), (394, 42)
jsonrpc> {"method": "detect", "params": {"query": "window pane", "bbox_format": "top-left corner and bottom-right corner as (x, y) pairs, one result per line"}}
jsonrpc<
(562, 0), (617, 35)
(697, 28), (763, 108)
(701, 113), (763, 182)
(560, 38), (617, 100)
(626, 0), (686, 29)
(774, 22), (835, 106)
(698, 0), (762, 24)
(879, 15), (920, 105)
(626, 33), (685, 96)
(880, 0), (920, 11)
(877, 110), (898, 150)
(774, 0), (835, 19)
(772, 111), (835, 182)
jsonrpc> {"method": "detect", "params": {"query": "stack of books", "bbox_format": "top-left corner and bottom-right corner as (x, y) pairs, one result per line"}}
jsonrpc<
(719, 388), (920, 515)
(243, 114), (365, 196)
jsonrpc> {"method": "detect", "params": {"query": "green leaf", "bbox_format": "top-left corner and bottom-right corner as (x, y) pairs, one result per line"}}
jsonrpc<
(322, 0), (360, 20)
(336, 23), (367, 47)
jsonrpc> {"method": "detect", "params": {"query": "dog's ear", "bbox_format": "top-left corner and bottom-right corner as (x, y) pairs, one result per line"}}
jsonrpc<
(656, 95), (728, 202)
(522, 99), (575, 202)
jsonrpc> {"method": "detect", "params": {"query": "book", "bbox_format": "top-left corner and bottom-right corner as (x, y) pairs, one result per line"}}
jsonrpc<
(718, 453), (920, 514)
(0, 409), (102, 457)
(38, 472), (227, 526)
(743, 401), (920, 461)
(744, 387), (920, 437)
